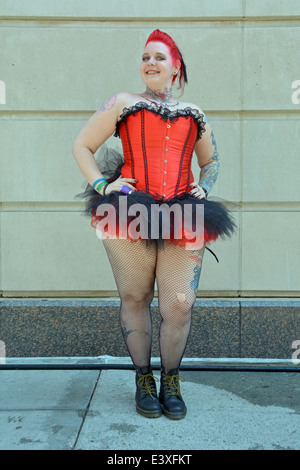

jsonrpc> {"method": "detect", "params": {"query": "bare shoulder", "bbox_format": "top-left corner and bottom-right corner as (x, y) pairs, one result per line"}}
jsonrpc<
(179, 100), (206, 116)
(112, 92), (145, 117)
(94, 92), (131, 111)
(115, 92), (136, 105)
(116, 92), (144, 106)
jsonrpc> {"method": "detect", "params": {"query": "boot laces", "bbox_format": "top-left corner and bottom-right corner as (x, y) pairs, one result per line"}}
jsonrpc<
(137, 374), (158, 399)
(162, 373), (185, 398)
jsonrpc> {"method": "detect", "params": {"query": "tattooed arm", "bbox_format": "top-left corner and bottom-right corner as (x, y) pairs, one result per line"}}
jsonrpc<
(193, 115), (220, 196)
(72, 93), (133, 192)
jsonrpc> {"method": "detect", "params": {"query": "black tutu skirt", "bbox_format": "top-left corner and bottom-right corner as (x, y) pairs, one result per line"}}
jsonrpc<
(76, 145), (236, 256)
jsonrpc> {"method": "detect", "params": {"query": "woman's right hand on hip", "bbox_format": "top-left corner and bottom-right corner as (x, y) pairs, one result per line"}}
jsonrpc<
(104, 177), (138, 195)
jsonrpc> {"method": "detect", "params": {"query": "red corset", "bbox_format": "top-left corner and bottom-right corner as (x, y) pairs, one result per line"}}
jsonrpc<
(85, 103), (235, 248)
(115, 102), (206, 199)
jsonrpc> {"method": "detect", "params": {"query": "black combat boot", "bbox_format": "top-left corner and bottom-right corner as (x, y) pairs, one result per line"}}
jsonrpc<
(159, 368), (187, 420)
(135, 366), (162, 418)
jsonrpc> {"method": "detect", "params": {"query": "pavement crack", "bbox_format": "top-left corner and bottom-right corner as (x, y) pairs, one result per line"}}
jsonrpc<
(71, 371), (101, 450)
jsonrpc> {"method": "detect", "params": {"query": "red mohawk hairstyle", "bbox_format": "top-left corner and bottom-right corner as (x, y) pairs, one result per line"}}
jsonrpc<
(145, 29), (188, 94)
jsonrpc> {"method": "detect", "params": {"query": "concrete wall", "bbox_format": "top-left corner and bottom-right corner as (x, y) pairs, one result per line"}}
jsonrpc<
(1, 0), (300, 297)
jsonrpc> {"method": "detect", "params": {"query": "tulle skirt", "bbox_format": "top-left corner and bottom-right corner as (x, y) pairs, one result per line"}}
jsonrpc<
(76, 147), (236, 253)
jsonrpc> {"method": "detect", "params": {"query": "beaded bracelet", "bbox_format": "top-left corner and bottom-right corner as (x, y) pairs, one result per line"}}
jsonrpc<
(92, 178), (106, 190)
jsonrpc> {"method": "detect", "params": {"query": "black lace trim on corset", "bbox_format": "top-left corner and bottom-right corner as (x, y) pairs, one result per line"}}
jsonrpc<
(114, 101), (206, 141)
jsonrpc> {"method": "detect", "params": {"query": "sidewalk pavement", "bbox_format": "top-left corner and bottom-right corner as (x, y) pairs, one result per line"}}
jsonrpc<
(0, 358), (299, 451)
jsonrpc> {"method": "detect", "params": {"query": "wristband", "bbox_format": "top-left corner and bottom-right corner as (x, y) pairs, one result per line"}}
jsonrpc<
(102, 183), (109, 196)
(92, 178), (106, 190)
(95, 180), (108, 193)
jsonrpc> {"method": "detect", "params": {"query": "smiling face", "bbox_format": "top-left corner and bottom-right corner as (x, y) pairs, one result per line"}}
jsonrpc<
(140, 41), (177, 93)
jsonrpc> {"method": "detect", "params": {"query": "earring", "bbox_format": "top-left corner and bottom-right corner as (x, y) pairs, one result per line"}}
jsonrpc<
(173, 71), (177, 75)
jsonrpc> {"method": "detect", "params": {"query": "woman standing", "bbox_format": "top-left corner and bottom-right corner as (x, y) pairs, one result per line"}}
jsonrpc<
(72, 29), (235, 420)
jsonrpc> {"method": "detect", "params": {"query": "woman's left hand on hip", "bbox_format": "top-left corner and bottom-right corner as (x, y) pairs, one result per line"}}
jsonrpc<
(189, 182), (206, 199)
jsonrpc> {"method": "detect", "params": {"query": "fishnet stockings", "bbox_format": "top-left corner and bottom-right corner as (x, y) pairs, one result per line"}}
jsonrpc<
(103, 238), (205, 373)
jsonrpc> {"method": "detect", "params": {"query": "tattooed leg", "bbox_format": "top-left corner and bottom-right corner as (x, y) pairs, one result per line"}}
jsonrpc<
(121, 326), (138, 340)
(189, 246), (205, 295)
(103, 238), (156, 368)
(156, 243), (205, 373)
